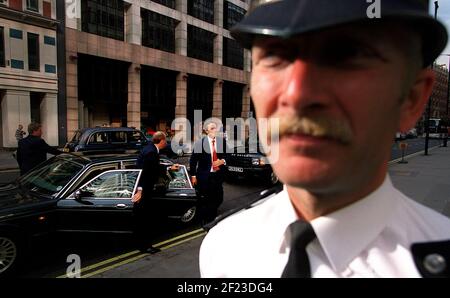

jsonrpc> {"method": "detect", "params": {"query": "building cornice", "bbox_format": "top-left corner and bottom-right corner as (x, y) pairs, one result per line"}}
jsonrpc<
(0, 6), (59, 29)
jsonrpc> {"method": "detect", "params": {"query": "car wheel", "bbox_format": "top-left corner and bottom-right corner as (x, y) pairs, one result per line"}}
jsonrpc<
(0, 234), (21, 277)
(269, 172), (279, 185)
(180, 206), (197, 223)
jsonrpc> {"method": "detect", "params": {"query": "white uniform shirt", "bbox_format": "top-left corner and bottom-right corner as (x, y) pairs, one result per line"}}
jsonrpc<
(199, 176), (450, 277)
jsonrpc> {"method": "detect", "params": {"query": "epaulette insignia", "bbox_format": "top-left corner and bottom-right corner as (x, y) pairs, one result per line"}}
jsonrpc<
(411, 240), (450, 278)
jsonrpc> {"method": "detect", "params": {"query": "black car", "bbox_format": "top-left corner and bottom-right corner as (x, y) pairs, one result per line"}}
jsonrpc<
(225, 141), (279, 186)
(0, 153), (198, 276)
(64, 127), (148, 153)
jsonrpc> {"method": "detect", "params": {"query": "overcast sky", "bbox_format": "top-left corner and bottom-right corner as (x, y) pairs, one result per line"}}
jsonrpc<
(431, 0), (450, 66)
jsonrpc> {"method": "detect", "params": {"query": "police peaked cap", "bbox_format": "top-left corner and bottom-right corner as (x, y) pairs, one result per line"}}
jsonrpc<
(230, 0), (448, 67)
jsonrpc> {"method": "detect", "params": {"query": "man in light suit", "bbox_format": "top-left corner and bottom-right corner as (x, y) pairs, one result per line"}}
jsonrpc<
(189, 121), (227, 224)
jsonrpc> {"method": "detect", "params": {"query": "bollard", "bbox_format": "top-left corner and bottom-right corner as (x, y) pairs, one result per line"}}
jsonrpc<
(398, 141), (408, 164)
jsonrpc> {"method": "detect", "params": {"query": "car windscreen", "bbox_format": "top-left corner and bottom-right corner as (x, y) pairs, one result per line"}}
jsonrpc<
(19, 158), (84, 196)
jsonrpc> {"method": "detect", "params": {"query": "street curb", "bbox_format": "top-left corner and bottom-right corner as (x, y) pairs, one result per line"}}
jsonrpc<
(388, 144), (442, 165)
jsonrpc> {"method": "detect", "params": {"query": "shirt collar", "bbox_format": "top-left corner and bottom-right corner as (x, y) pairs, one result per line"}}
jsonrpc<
(279, 175), (396, 272)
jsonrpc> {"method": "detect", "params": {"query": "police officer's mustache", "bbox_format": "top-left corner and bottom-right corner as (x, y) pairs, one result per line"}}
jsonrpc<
(273, 115), (353, 145)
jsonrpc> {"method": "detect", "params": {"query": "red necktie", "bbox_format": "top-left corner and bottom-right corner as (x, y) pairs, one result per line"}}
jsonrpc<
(212, 139), (219, 171)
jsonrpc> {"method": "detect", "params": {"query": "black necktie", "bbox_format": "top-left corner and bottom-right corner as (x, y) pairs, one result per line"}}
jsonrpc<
(281, 220), (317, 278)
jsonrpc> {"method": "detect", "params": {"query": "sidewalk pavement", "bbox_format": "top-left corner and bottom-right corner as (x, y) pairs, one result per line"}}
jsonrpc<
(389, 146), (450, 218)
(0, 149), (19, 171)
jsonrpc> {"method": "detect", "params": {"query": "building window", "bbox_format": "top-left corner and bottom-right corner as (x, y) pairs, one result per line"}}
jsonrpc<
(26, 0), (39, 12)
(223, 1), (245, 29)
(187, 25), (215, 63)
(223, 37), (243, 69)
(188, 0), (214, 24)
(141, 66), (177, 129)
(0, 27), (5, 67)
(28, 33), (40, 71)
(222, 81), (243, 123)
(81, 0), (124, 41)
(151, 0), (175, 9)
(141, 9), (177, 53)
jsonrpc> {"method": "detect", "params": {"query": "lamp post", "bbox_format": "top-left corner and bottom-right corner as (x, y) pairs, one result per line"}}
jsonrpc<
(424, 1), (439, 155)
(440, 54), (450, 147)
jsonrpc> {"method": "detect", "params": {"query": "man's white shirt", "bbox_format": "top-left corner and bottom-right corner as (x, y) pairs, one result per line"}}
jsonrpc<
(199, 176), (450, 277)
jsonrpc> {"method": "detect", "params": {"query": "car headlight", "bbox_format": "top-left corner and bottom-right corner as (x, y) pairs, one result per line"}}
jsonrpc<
(252, 158), (260, 166)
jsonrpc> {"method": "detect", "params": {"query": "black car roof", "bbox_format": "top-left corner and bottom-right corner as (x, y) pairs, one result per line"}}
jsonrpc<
(56, 152), (139, 166)
(56, 152), (174, 166)
(77, 127), (141, 134)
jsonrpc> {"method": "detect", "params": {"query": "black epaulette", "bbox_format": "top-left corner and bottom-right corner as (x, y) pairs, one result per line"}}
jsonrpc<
(203, 183), (283, 231)
(411, 240), (450, 278)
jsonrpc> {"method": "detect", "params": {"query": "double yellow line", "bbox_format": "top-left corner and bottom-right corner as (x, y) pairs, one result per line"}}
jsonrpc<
(57, 228), (206, 278)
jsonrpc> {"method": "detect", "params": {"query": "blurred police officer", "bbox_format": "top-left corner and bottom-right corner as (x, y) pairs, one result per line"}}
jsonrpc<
(200, 0), (450, 277)
(17, 122), (61, 175)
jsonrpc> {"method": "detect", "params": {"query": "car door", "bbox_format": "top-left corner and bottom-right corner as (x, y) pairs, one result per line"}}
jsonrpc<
(56, 169), (141, 233)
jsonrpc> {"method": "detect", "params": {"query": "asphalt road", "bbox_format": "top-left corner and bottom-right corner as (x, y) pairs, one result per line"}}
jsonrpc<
(6, 178), (265, 278)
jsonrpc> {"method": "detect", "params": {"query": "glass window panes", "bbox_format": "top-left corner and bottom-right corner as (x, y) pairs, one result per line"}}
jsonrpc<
(88, 132), (108, 144)
(128, 131), (145, 144)
(110, 131), (127, 143)
(141, 9), (177, 53)
(0, 27), (4, 67)
(152, 0), (175, 9)
(27, 0), (39, 11)
(81, 171), (140, 199)
(188, 0), (214, 24)
(187, 25), (215, 63)
(21, 159), (84, 196)
(81, 0), (124, 41)
(167, 165), (192, 189)
(223, 37), (244, 70)
(224, 1), (246, 29)
(27, 33), (40, 71)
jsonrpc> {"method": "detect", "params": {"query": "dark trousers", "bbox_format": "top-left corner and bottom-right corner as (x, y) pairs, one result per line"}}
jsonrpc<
(133, 200), (159, 249)
(197, 172), (224, 223)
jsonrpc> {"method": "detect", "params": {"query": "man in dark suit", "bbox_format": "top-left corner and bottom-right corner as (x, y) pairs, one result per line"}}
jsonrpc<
(132, 131), (179, 253)
(189, 121), (227, 224)
(17, 122), (61, 175)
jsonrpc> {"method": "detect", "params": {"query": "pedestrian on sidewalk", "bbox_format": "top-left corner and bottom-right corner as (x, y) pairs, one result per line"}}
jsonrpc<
(15, 124), (26, 142)
(17, 122), (62, 175)
(200, 0), (450, 278)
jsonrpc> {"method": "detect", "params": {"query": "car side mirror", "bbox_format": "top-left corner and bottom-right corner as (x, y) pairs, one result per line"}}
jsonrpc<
(74, 189), (94, 202)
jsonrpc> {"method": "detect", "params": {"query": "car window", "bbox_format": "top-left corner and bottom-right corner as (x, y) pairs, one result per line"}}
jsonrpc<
(128, 131), (145, 144)
(110, 131), (127, 143)
(75, 164), (118, 189)
(20, 158), (85, 196)
(88, 132), (108, 144)
(74, 170), (141, 199)
(167, 165), (193, 189)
